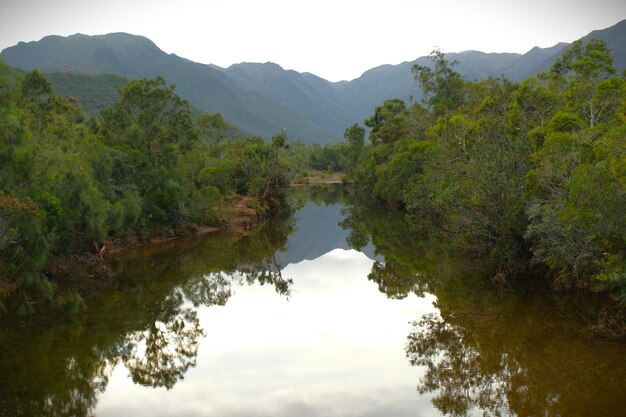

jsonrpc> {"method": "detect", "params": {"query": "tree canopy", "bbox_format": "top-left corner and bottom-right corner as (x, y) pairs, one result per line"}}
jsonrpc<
(346, 40), (626, 302)
(0, 63), (294, 314)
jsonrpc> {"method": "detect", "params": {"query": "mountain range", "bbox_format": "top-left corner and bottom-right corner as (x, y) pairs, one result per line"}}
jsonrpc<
(2, 19), (625, 144)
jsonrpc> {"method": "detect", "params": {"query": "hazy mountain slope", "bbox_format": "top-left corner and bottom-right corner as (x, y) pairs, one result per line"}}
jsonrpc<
(500, 42), (570, 81)
(335, 61), (420, 123)
(0, 33), (343, 143)
(2, 19), (624, 144)
(448, 51), (521, 80)
(580, 19), (626, 71)
(223, 62), (360, 138)
(336, 20), (624, 124)
(337, 50), (544, 123)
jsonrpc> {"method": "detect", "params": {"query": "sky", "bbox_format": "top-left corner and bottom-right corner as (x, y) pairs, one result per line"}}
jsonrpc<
(1, 0), (625, 81)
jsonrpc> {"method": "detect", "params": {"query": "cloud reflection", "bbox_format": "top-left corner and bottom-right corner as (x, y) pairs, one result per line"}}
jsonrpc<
(95, 249), (438, 417)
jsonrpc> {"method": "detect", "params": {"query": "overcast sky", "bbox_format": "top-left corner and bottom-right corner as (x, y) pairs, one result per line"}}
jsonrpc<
(1, 0), (625, 81)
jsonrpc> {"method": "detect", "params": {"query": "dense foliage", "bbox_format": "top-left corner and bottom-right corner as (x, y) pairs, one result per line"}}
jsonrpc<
(344, 39), (626, 302)
(0, 64), (292, 314)
(47, 72), (128, 115)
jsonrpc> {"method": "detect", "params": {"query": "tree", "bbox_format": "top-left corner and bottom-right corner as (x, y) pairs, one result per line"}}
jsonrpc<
(341, 123), (365, 179)
(100, 77), (197, 223)
(551, 39), (620, 127)
(365, 98), (412, 145)
(413, 49), (466, 116)
(19, 70), (52, 132)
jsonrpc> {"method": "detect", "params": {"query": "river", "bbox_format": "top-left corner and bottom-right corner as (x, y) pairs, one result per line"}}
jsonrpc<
(0, 185), (624, 416)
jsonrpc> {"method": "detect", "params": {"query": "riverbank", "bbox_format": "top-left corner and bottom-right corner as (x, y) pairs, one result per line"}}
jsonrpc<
(43, 195), (263, 283)
(291, 170), (344, 186)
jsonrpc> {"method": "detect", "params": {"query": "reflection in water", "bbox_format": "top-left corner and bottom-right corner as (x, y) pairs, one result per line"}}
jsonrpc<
(407, 312), (510, 417)
(95, 247), (436, 417)
(122, 294), (204, 389)
(340, 194), (626, 417)
(1, 185), (625, 417)
(0, 214), (295, 417)
(340, 198), (433, 299)
(405, 291), (626, 417)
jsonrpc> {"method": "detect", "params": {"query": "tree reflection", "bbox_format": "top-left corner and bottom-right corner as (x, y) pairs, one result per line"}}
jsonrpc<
(368, 261), (428, 299)
(407, 313), (511, 417)
(182, 271), (232, 307)
(0, 317), (119, 417)
(341, 194), (626, 417)
(118, 229), (292, 390)
(122, 293), (205, 389)
(405, 289), (626, 417)
(0, 214), (295, 415)
(340, 197), (434, 299)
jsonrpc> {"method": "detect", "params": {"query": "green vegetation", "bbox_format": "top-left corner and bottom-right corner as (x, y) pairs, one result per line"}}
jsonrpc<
(344, 39), (626, 302)
(4, 21), (623, 145)
(47, 72), (128, 115)
(0, 64), (292, 314)
(2, 36), (623, 316)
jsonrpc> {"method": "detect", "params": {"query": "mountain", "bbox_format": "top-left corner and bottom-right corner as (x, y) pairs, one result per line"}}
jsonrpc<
(328, 48), (563, 124)
(0, 33), (345, 144)
(2, 19), (624, 143)
(581, 20), (626, 70)
(220, 62), (359, 142)
(339, 20), (625, 124)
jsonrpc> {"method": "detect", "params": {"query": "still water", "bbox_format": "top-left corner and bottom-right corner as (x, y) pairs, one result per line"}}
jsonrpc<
(1, 186), (625, 416)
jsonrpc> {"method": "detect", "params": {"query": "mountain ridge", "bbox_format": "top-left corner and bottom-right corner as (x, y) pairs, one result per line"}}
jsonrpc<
(2, 19), (625, 143)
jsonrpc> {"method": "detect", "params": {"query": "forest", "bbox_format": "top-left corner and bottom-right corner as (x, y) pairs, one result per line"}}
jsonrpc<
(0, 64), (306, 314)
(342, 39), (626, 304)
(0, 37), (624, 316)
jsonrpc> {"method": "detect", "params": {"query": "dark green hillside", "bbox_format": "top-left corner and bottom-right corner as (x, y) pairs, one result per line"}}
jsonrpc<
(47, 72), (127, 115)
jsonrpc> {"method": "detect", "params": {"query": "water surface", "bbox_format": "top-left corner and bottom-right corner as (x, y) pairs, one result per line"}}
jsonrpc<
(0, 186), (624, 416)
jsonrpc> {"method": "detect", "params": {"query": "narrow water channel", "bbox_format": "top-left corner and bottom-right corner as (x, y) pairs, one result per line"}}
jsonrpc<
(0, 185), (624, 416)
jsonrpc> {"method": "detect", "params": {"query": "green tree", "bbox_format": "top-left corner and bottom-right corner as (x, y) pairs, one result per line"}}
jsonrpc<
(341, 123), (365, 179)
(413, 49), (466, 116)
(100, 77), (197, 223)
(551, 39), (621, 127)
(365, 98), (412, 145)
